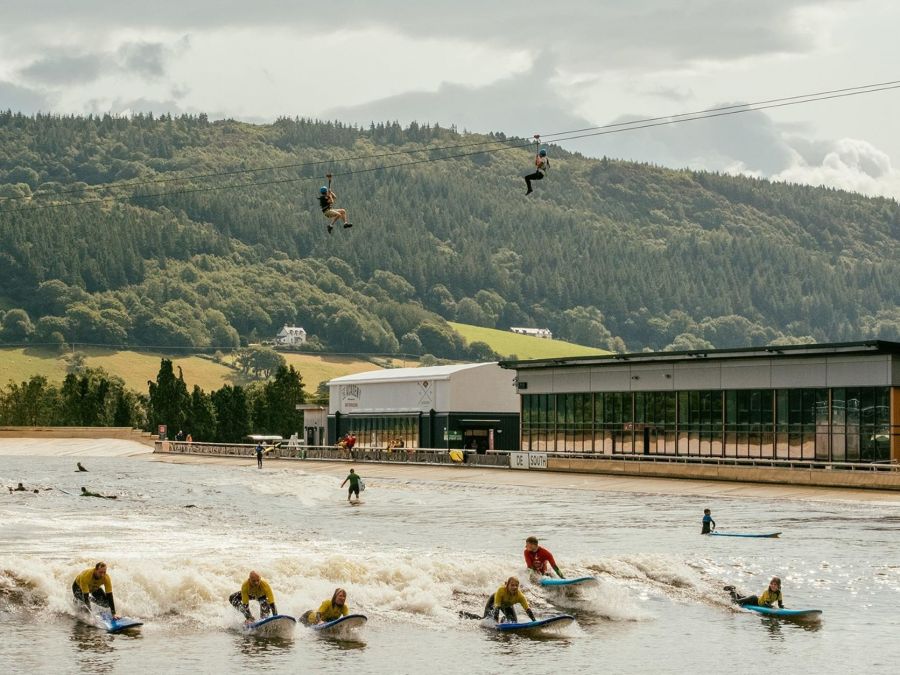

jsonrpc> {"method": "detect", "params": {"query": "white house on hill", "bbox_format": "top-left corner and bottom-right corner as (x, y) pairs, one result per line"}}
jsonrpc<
(510, 327), (552, 340)
(275, 325), (307, 346)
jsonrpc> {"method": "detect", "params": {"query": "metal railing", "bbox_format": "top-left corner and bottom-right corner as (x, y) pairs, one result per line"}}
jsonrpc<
(154, 441), (509, 467)
(154, 441), (897, 472)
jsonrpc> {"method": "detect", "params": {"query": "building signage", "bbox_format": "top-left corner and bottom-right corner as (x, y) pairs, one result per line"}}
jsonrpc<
(418, 380), (434, 409)
(340, 384), (360, 410)
(157, 424), (167, 440)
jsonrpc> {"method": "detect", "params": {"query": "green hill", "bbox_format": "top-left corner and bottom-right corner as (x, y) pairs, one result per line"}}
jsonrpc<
(0, 347), (382, 393)
(0, 113), (897, 363)
(449, 323), (607, 359)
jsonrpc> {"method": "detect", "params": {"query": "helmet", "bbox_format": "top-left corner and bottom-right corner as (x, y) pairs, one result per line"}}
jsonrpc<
(539, 149), (547, 157)
(319, 186), (328, 194)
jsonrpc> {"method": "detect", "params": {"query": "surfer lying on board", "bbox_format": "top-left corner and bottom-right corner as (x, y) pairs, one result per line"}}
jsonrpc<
(300, 588), (350, 625)
(524, 537), (564, 578)
(72, 562), (119, 619)
(229, 571), (278, 623)
(701, 509), (716, 534)
(81, 487), (117, 499)
(725, 576), (784, 609)
(483, 577), (536, 623)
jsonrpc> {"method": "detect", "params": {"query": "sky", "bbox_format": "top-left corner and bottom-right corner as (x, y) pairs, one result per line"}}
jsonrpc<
(2, 0), (899, 198)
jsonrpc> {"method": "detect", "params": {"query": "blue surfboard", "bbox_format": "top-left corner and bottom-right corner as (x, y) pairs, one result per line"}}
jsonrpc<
(743, 605), (822, 619)
(711, 531), (781, 538)
(98, 611), (143, 634)
(242, 614), (296, 637)
(486, 614), (575, 634)
(539, 576), (597, 587)
(311, 614), (368, 633)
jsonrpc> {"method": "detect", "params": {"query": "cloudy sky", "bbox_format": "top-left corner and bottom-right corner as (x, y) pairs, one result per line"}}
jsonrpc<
(3, 0), (900, 197)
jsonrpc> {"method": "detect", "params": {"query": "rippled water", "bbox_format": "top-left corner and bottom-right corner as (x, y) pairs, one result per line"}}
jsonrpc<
(2, 451), (899, 674)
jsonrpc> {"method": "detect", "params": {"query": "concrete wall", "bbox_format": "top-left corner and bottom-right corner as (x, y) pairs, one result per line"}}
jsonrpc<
(448, 366), (518, 413)
(0, 426), (157, 447)
(547, 456), (900, 491)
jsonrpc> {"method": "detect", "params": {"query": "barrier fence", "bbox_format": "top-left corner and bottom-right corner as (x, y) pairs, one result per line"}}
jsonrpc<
(155, 441), (897, 472)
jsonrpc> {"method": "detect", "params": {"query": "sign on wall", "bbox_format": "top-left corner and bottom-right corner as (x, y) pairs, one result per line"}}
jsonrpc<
(340, 384), (360, 410)
(418, 380), (434, 409)
(509, 452), (548, 470)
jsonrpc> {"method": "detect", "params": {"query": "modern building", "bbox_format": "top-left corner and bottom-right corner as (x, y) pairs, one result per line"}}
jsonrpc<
(275, 325), (307, 346)
(510, 327), (553, 339)
(327, 363), (519, 451)
(502, 341), (900, 463)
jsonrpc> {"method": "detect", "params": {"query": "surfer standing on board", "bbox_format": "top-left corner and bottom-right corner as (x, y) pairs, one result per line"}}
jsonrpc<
(229, 571), (278, 624)
(524, 537), (565, 578)
(341, 468), (362, 502)
(72, 562), (119, 619)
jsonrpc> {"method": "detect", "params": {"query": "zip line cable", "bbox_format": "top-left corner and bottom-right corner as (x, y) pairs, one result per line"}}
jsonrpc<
(1, 80), (898, 214)
(5, 77), (896, 205)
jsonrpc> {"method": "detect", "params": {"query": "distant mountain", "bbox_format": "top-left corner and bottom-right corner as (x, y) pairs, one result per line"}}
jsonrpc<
(0, 113), (897, 360)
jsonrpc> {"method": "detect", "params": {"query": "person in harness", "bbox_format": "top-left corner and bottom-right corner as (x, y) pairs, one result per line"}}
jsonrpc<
(318, 174), (352, 234)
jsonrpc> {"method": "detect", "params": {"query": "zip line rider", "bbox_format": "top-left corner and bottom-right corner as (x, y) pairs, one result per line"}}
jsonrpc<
(319, 173), (352, 234)
(524, 135), (549, 195)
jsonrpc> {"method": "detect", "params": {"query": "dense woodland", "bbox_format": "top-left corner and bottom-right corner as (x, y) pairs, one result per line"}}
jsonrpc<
(1, 112), (898, 361)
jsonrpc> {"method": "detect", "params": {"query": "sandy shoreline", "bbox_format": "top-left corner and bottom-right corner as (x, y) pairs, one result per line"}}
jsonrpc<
(146, 451), (900, 503)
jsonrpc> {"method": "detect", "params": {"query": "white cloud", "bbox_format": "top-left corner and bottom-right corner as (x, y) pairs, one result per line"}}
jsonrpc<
(772, 138), (900, 199)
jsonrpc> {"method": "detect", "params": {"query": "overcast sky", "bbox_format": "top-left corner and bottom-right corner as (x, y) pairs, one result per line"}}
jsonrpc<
(2, 0), (899, 198)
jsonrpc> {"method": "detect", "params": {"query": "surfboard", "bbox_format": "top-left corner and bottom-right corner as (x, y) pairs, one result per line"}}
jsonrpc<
(483, 614), (575, 634)
(98, 611), (143, 634)
(711, 532), (782, 538)
(310, 614), (368, 634)
(358, 479), (365, 492)
(539, 576), (597, 588)
(242, 614), (296, 637)
(743, 605), (822, 619)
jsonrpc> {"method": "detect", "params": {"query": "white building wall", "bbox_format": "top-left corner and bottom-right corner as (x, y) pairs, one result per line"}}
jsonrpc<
(515, 354), (895, 392)
(330, 379), (451, 414)
(448, 364), (518, 412)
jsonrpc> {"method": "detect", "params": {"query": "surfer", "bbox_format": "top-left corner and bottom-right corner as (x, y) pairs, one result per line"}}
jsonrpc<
(725, 576), (784, 609)
(341, 468), (361, 502)
(72, 562), (119, 619)
(255, 443), (263, 469)
(81, 487), (117, 499)
(483, 577), (536, 623)
(11, 482), (27, 492)
(77, 462), (88, 472)
(524, 536), (564, 578)
(701, 508), (716, 534)
(229, 571), (278, 623)
(300, 588), (350, 625)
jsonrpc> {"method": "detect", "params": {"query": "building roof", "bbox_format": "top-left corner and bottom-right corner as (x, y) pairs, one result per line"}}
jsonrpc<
(328, 362), (498, 386)
(500, 340), (900, 370)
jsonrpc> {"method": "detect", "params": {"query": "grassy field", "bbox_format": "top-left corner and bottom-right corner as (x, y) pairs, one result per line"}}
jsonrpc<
(0, 347), (386, 394)
(449, 322), (609, 360)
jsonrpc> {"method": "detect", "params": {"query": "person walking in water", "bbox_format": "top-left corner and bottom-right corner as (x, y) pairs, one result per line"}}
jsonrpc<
(229, 571), (278, 624)
(255, 442), (264, 469)
(483, 576), (536, 623)
(73, 562), (119, 619)
(524, 536), (565, 578)
(341, 468), (362, 502)
(318, 174), (352, 234)
(701, 508), (716, 534)
(300, 588), (350, 625)
(725, 576), (785, 609)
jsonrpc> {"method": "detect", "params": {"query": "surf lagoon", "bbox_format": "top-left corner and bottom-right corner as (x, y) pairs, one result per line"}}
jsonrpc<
(2, 440), (899, 674)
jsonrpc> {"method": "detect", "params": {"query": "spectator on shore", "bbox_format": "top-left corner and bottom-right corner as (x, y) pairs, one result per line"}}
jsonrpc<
(186, 433), (193, 443)
(176, 430), (185, 441)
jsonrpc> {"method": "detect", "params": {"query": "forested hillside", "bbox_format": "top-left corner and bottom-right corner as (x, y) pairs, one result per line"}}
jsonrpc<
(0, 112), (898, 359)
